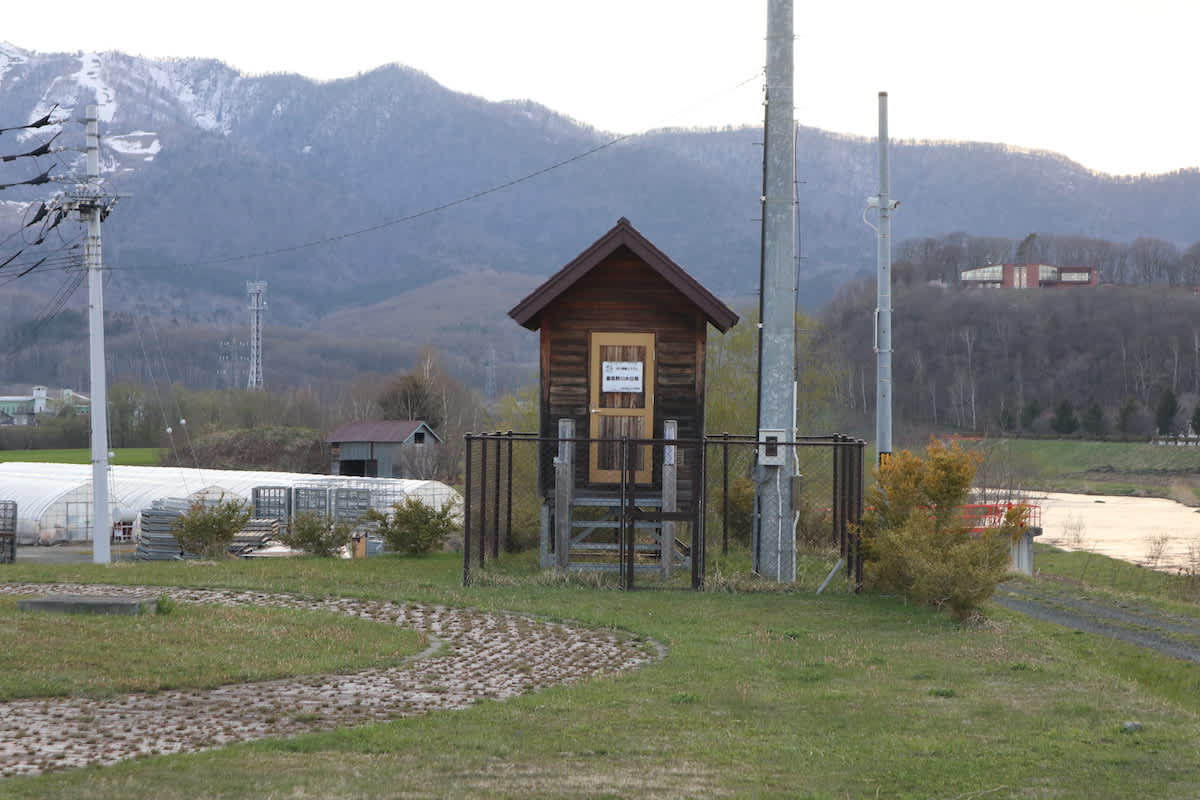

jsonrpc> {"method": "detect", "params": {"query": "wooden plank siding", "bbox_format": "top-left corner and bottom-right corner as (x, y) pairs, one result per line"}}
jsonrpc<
(538, 251), (707, 494)
(512, 219), (737, 500)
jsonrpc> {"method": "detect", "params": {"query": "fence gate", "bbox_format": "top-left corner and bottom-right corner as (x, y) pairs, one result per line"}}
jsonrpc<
(463, 430), (705, 588)
(464, 430), (865, 590)
(615, 435), (705, 589)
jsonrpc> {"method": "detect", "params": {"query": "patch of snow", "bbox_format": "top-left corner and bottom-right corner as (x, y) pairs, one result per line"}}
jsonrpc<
(20, 52), (117, 141)
(73, 53), (117, 122)
(0, 42), (28, 87)
(106, 131), (161, 157)
(193, 110), (222, 130)
(142, 60), (236, 135)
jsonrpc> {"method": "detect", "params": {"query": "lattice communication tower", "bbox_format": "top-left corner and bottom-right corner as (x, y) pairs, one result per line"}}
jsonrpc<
(246, 281), (267, 390)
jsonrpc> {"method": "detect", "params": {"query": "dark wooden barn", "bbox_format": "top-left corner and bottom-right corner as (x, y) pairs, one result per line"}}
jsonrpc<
(509, 217), (738, 492)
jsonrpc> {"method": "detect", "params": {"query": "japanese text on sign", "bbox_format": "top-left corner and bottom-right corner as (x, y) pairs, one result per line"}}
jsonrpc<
(602, 361), (643, 393)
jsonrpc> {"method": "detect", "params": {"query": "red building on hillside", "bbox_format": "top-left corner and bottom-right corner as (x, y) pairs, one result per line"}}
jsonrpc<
(960, 264), (1098, 289)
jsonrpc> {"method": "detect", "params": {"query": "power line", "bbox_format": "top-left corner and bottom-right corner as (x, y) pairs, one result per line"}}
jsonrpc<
(112, 69), (765, 274)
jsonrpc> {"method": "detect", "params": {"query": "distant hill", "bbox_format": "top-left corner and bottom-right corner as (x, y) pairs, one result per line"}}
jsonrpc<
(0, 43), (1197, 393)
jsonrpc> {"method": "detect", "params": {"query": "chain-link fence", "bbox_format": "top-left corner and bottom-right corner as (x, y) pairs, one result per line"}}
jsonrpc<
(464, 430), (865, 589)
(703, 434), (866, 588)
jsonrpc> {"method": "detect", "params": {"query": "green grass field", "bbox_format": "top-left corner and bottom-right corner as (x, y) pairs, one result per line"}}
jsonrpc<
(0, 448), (162, 466)
(0, 597), (422, 700)
(962, 438), (1200, 500)
(986, 438), (1200, 472)
(0, 552), (1195, 798)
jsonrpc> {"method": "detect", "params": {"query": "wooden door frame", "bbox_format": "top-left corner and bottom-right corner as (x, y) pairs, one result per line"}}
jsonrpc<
(588, 331), (655, 483)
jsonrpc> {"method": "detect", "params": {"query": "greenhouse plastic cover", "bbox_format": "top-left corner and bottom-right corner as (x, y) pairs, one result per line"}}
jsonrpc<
(0, 463), (460, 544)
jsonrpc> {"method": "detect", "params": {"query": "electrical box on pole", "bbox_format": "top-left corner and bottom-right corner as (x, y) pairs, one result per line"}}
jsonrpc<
(753, 0), (798, 583)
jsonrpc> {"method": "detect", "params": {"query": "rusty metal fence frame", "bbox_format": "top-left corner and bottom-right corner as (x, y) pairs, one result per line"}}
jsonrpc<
(463, 431), (866, 590)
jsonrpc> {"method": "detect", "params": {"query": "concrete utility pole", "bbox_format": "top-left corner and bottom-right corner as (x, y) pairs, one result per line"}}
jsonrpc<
(246, 281), (267, 390)
(868, 92), (898, 466)
(75, 105), (111, 564)
(753, 0), (797, 582)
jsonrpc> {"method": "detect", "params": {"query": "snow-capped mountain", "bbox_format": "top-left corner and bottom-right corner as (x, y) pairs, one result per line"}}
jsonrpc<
(0, 42), (1197, 390)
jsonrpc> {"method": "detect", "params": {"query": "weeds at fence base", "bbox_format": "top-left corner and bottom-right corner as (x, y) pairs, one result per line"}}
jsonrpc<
(467, 547), (848, 593)
(468, 568), (621, 590)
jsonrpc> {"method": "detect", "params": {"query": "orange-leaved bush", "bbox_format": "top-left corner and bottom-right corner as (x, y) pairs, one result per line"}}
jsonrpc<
(861, 439), (1018, 619)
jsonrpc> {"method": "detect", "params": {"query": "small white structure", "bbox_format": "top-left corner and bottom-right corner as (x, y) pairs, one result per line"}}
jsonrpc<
(0, 463), (460, 545)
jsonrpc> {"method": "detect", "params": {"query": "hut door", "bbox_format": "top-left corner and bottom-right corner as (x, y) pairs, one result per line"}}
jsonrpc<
(589, 332), (655, 483)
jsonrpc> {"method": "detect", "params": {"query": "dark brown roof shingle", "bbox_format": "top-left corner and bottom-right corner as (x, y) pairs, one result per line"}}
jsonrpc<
(508, 217), (739, 332)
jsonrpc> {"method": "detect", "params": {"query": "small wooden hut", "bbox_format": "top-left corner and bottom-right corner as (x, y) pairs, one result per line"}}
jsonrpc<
(509, 217), (738, 492)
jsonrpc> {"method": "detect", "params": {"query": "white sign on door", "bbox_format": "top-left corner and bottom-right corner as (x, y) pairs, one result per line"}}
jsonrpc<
(602, 361), (643, 392)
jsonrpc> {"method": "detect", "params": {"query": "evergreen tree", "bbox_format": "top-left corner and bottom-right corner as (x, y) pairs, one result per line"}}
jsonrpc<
(1082, 402), (1106, 437)
(1155, 389), (1179, 436)
(1118, 399), (1138, 434)
(1051, 400), (1079, 435)
(1020, 400), (1042, 431)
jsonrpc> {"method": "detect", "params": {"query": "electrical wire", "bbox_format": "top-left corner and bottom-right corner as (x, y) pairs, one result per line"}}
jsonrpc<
(130, 303), (194, 480)
(111, 69), (766, 275)
(3, 267), (87, 353)
(143, 308), (202, 471)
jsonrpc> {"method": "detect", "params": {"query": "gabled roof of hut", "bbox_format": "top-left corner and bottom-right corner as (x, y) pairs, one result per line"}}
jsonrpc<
(328, 420), (442, 444)
(508, 217), (739, 332)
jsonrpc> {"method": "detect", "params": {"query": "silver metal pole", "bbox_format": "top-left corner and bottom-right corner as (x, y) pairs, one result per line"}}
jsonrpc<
(874, 92), (895, 466)
(83, 105), (111, 563)
(753, 0), (797, 582)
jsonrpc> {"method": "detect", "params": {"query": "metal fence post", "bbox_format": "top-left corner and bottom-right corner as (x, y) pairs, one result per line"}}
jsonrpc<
(832, 435), (845, 557)
(477, 432), (489, 568)
(505, 431), (514, 553)
(721, 433), (730, 555)
(621, 436), (634, 590)
(554, 419), (574, 572)
(852, 439), (865, 592)
(463, 435), (473, 586)
(662, 421), (677, 580)
(491, 433), (502, 558)
(693, 438), (707, 590)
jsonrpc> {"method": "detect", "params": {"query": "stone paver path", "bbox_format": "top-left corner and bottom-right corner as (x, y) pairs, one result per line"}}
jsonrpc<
(0, 583), (657, 777)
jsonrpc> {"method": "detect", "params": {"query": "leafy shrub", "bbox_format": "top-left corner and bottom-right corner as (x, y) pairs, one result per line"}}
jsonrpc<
(281, 511), (353, 558)
(860, 439), (1016, 619)
(170, 497), (252, 559)
(796, 503), (834, 549)
(183, 426), (328, 472)
(723, 477), (833, 550)
(364, 496), (459, 556)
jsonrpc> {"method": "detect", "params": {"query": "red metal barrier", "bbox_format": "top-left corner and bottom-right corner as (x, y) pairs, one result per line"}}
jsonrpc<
(960, 503), (1041, 532)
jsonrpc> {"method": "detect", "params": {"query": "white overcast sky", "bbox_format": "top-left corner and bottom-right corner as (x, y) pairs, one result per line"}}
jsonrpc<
(3, 0), (1195, 176)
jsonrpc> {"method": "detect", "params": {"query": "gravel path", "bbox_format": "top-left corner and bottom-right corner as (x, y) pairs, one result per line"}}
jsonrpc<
(994, 580), (1200, 664)
(0, 583), (658, 777)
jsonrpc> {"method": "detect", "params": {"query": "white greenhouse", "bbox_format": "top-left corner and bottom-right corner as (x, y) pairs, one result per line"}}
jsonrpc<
(0, 463), (460, 545)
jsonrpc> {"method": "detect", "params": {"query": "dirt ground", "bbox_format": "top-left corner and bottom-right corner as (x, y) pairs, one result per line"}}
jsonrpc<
(994, 579), (1200, 664)
(1032, 490), (1200, 572)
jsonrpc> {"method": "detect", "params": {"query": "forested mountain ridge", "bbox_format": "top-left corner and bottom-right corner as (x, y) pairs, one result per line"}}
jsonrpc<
(0, 43), (1197, 395)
